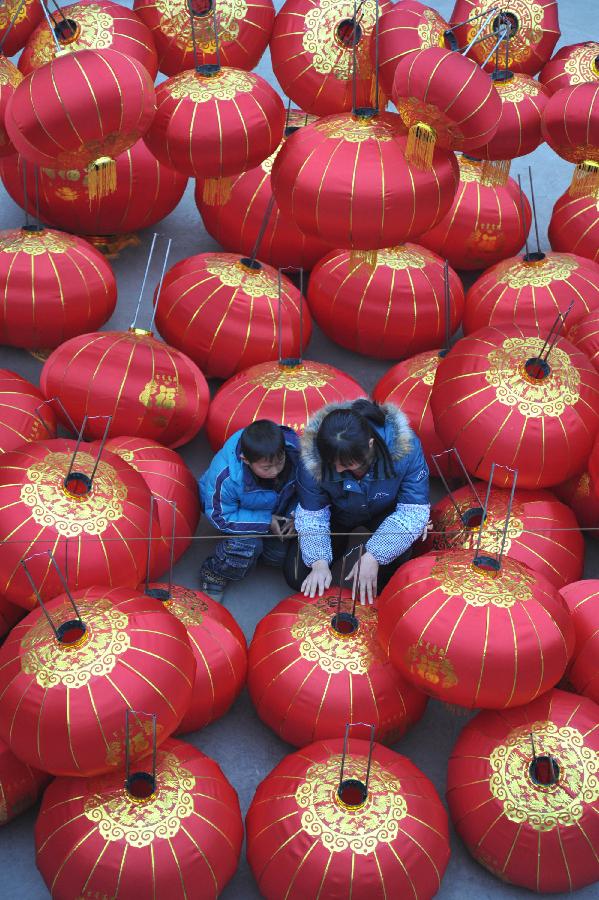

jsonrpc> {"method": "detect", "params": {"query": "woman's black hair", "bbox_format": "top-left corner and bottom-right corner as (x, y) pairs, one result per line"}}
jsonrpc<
(316, 400), (394, 477)
(240, 420), (285, 462)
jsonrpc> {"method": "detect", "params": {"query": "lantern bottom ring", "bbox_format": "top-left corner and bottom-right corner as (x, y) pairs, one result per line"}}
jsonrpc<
(471, 555), (500, 578)
(529, 755), (560, 788)
(492, 11), (519, 37)
(239, 257), (263, 272)
(125, 771), (157, 804)
(56, 619), (89, 649)
(523, 251), (546, 265)
(146, 587), (171, 602)
(335, 19), (363, 50)
(520, 357), (551, 383)
(460, 506), (485, 530)
(337, 779), (368, 810)
(63, 472), (92, 499)
(55, 19), (81, 45)
(330, 612), (360, 639)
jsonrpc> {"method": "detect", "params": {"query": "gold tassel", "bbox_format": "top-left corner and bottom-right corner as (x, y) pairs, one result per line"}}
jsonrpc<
(480, 158), (511, 188)
(349, 248), (378, 270)
(87, 157), (117, 200)
(569, 160), (599, 199)
(405, 122), (437, 169)
(202, 176), (234, 206)
(86, 233), (141, 259)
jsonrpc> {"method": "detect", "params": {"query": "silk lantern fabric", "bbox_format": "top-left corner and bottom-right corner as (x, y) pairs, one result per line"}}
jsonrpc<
(540, 40), (599, 94)
(0, 738), (49, 827)
(375, 1), (451, 97)
(567, 309), (599, 372)
(476, 71), (550, 164)
(549, 190), (599, 265)
(0, 369), (56, 454)
(555, 464), (599, 538)
(541, 82), (599, 197)
(559, 580), (599, 703)
(0, 55), (22, 158)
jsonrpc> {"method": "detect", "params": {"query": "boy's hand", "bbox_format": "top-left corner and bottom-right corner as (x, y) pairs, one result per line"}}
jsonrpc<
(302, 560), (332, 597)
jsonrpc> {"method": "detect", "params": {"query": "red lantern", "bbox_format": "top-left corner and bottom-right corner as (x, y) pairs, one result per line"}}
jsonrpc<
(555, 466), (599, 538)
(205, 359), (365, 451)
(541, 82), (599, 198)
(0, 738), (49, 826)
(248, 589), (427, 747)
(0, 439), (156, 608)
(375, 1), (451, 97)
(19, 0), (158, 78)
(419, 153), (532, 270)
(567, 309), (599, 372)
(0, 55), (22, 158)
(40, 329), (209, 448)
(144, 63), (285, 204)
(549, 189), (599, 265)
(0, 369), (56, 454)
(0, 597), (24, 641)
(0, 0), (43, 57)
(307, 245), (464, 359)
(377, 549), (574, 708)
(6, 48), (156, 199)
(446, 689), (599, 892)
(36, 737), (243, 898)
(0, 585), (196, 776)
(590, 435), (599, 498)
(154, 253), (309, 380)
(560, 580), (599, 703)
(463, 251), (599, 335)
(540, 41), (599, 94)
(450, 1), (560, 76)
(430, 325), (599, 488)
(0, 226), (117, 350)
(145, 583), (247, 735)
(247, 735), (450, 899)
(134, 0), (275, 76)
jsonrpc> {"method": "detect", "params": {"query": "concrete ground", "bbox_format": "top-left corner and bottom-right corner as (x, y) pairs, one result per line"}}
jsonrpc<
(0, 1), (597, 897)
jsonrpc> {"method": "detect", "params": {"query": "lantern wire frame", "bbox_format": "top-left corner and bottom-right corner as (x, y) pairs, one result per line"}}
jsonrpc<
(124, 708), (158, 800)
(20, 549), (85, 643)
(144, 494), (178, 601)
(337, 721), (376, 808)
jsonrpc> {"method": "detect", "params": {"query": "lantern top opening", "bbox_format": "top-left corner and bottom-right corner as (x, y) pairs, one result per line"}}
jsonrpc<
(239, 257), (263, 273)
(492, 12), (519, 37)
(353, 107), (378, 121)
(126, 771), (156, 803)
(524, 357), (551, 381)
(279, 357), (301, 368)
(63, 471), (92, 499)
(529, 754), (560, 787)
(335, 19), (363, 50)
(492, 68), (514, 83)
(471, 554), (501, 577)
(523, 251), (546, 265)
(330, 611), (360, 638)
(55, 19), (80, 45)
(56, 619), (88, 648)
(337, 778), (368, 809)
(21, 224), (44, 235)
(196, 63), (221, 78)
(461, 506), (485, 529)
(145, 586), (171, 602)
(190, 0), (214, 16)
(284, 126), (300, 138)
(129, 327), (153, 337)
(594, 56), (599, 75)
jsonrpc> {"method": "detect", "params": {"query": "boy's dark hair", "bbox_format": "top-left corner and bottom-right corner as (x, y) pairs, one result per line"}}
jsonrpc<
(316, 399), (394, 477)
(240, 420), (285, 462)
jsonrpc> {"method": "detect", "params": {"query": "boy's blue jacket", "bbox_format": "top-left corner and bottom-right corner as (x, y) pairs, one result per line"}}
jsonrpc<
(200, 427), (300, 534)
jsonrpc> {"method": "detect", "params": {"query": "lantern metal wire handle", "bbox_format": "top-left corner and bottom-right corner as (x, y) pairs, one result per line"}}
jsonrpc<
(125, 709), (158, 800)
(64, 414), (112, 494)
(187, 0), (221, 71)
(472, 462), (519, 571)
(144, 495), (178, 601)
(277, 266), (305, 366)
(34, 396), (78, 438)
(0, 0), (27, 53)
(130, 232), (173, 332)
(37, 0), (63, 53)
(431, 447), (485, 544)
(20, 550), (85, 643)
(331, 545), (364, 634)
(338, 722), (376, 807)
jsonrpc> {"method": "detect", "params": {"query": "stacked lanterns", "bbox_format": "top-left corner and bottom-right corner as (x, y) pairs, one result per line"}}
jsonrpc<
(0, 370), (56, 454)
(549, 189), (599, 264)
(540, 40), (599, 93)
(0, 54), (21, 157)
(560, 580), (599, 702)
(376, 1), (452, 96)
(542, 82), (599, 198)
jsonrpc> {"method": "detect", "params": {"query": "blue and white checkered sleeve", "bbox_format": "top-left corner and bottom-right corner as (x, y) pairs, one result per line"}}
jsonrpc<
(366, 503), (430, 565)
(295, 504), (333, 566)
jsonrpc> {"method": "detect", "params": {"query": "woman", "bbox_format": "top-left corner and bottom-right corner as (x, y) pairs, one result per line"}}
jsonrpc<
(284, 399), (430, 604)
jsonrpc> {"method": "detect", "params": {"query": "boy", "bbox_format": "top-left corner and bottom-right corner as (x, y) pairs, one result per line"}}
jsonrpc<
(199, 420), (299, 602)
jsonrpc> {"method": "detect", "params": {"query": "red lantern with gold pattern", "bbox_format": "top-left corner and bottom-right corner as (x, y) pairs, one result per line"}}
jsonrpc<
(431, 325), (599, 488)
(0, 439), (156, 608)
(154, 252), (309, 380)
(555, 465), (599, 538)
(450, 1), (560, 76)
(205, 359), (364, 451)
(134, 0), (275, 76)
(549, 189), (599, 265)
(0, 369), (56, 454)
(375, 1), (451, 97)
(0, 0), (42, 56)
(378, 549), (574, 708)
(0, 55), (22, 158)
(36, 737), (243, 898)
(40, 329), (209, 448)
(248, 589), (427, 748)
(560, 580), (599, 703)
(247, 735), (450, 899)
(19, 0), (158, 78)
(540, 41), (599, 94)
(0, 738), (49, 826)
(541, 82), (599, 198)
(0, 226), (117, 350)
(567, 309), (599, 372)
(446, 689), (599, 892)
(0, 585), (196, 776)
(420, 154), (532, 270)
(307, 245), (464, 359)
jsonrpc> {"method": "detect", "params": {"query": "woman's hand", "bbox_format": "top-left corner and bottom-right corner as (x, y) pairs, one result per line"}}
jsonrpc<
(302, 560), (332, 597)
(346, 551), (379, 605)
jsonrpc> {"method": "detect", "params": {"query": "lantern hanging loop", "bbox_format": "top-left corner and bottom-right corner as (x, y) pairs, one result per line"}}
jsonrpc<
(526, 301), (575, 380)
(124, 709), (158, 801)
(187, 0), (221, 71)
(472, 462), (519, 571)
(34, 396), (78, 437)
(431, 448), (485, 541)
(443, 260), (453, 354)
(45, 0), (76, 39)
(444, 6), (511, 56)
(130, 233), (172, 333)
(527, 165), (542, 256)
(330, 545), (364, 635)
(349, 0), (381, 116)
(64, 413), (112, 496)
(144, 494), (178, 601)
(0, 0), (27, 54)
(338, 722), (376, 808)
(148, 238), (173, 333)
(516, 174), (531, 258)
(277, 266), (305, 366)
(20, 550), (85, 643)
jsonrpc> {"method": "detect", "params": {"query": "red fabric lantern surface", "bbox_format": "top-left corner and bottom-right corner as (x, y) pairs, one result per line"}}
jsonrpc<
(476, 71), (550, 169)
(377, 549), (575, 709)
(154, 253), (309, 380)
(566, 309), (599, 372)
(36, 738), (243, 899)
(549, 189), (599, 265)
(446, 689), (599, 892)
(0, 585), (195, 776)
(419, 154), (532, 271)
(430, 325), (599, 488)
(463, 251), (599, 335)
(40, 329), (209, 448)
(0, 598), (24, 641)
(0, 226), (117, 350)
(590, 435), (599, 498)
(19, 0), (158, 78)
(248, 589), (427, 748)
(425, 483), (584, 589)
(560, 580), (599, 703)
(0, 55), (22, 158)
(134, 0), (275, 76)
(0, 0), (43, 57)
(540, 41), (599, 94)
(145, 583), (247, 735)
(0, 738), (49, 826)
(271, 111), (459, 255)
(271, 0), (392, 118)
(375, 1), (451, 97)
(0, 369), (57, 455)
(555, 465), (599, 539)
(247, 736), (451, 900)
(0, 438), (156, 608)
(541, 82), (599, 198)
(205, 359), (364, 451)
(450, 1), (560, 76)
(307, 245), (464, 359)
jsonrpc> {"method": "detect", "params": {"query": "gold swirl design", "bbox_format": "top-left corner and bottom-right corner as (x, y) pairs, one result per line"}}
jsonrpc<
(431, 552), (534, 607)
(248, 363), (334, 391)
(154, 0), (247, 54)
(417, 8), (447, 48)
(0, 229), (74, 255)
(167, 67), (255, 103)
(563, 43), (599, 84)
(164, 586), (209, 627)
(433, 498), (525, 554)
(205, 256), (280, 298)
(489, 721), (599, 831)
(20, 451), (127, 537)
(290, 596), (382, 675)
(21, 597), (131, 688)
(24, 4), (114, 66)
(465, 1), (545, 66)
(295, 754), (407, 853)
(406, 352), (441, 386)
(406, 640), (458, 688)
(485, 337), (581, 418)
(302, 0), (377, 80)
(495, 254), (579, 288)
(110, 448), (138, 468)
(0, 0), (28, 28)
(260, 145), (281, 174)
(314, 114), (395, 143)
(458, 154), (484, 183)
(375, 246), (428, 269)
(495, 73), (542, 102)
(0, 56), (22, 88)
(84, 750), (195, 847)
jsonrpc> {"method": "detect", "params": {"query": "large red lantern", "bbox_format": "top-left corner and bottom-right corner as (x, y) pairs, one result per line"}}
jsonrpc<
(19, 0), (158, 78)
(567, 309), (599, 372)
(377, 548), (574, 709)
(555, 465), (599, 538)
(0, 0), (43, 57)
(247, 734), (451, 899)
(307, 245), (464, 359)
(0, 369), (56, 454)
(0, 585), (196, 776)
(205, 359), (365, 451)
(0, 738), (49, 826)
(450, 1), (560, 76)
(154, 253), (309, 379)
(549, 189), (599, 265)
(446, 690), (599, 892)
(431, 325), (599, 488)
(134, 0), (275, 76)
(248, 589), (427, 747)
(0, 598), (24, 641)
(36, 737), (243, 898)
(0, 55), (22, 157)
(590, 435), (599, 495)
(40, 329), (209, 448)
(540, 41), (599, 94)
(375, 1), (451, 97)
(560, 580), (599, 703)
(0, 226), (117, 350)
(541, 82), (599, 198)
(0, 439), (155, 608)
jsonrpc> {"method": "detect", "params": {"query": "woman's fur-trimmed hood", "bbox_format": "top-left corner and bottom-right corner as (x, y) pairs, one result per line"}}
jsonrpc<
(300, 401), (414, 482)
